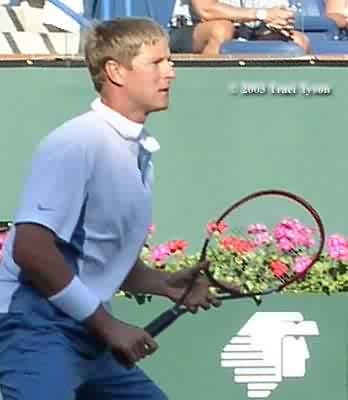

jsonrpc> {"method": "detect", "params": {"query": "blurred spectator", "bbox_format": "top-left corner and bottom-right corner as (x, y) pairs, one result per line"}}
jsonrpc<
(326, 0), (348, 29)
(0, 226), (9, 263)
(169, 0), (310, 54)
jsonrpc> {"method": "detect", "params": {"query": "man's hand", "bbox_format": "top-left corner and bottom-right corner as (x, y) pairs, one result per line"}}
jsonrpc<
(108, 320), (158, 368)
(165, 261), (221, 313)
(85, 305), (158, 369)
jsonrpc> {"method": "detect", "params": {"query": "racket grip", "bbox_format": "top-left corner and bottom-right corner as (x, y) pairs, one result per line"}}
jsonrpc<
(144, 307), (186, 337)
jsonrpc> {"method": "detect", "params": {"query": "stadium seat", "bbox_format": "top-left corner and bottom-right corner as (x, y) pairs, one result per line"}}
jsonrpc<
(141, 0), (175, 29)
(294, 0), (338, 35)
(308, 32), (348, 53)
(220, 40), (306, 56)
(94, 0), (175, 29)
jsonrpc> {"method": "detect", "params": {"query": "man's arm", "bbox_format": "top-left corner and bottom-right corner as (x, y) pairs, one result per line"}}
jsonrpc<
(192, 0), (294, 28)
(121, 257), (220, 312)
(13, 223), (118, 336)
(13, 223), (158, 367)
(120, 257), (173, 297)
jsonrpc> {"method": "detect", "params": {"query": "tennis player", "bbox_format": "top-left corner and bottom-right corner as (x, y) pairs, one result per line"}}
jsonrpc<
(0, 18), (218, 400)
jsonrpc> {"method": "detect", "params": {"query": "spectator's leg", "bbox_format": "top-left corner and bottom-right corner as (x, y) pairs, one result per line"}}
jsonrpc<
(290, 31), (311, 53)
(256, 29), (310, 54)
(192, 20), (235, 54)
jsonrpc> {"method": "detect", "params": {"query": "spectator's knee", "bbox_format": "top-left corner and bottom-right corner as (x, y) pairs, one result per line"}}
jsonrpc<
(209, 21), (235, 44)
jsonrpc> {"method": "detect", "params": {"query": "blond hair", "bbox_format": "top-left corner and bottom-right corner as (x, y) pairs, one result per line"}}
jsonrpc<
(84, 17), (168, 92)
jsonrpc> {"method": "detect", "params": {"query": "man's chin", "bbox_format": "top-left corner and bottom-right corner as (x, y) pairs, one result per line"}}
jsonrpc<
(149, 103), (170, 113)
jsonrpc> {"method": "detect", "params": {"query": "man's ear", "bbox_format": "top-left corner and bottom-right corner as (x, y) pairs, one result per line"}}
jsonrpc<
(104, 60), (127, 86)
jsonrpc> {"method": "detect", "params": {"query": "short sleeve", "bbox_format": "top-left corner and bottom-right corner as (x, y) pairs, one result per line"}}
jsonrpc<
(15, 138), (90, 243)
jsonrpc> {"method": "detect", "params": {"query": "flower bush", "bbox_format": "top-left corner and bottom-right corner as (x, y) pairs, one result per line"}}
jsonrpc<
(1, 221), (348, 302)
(136, 221), (348, 303)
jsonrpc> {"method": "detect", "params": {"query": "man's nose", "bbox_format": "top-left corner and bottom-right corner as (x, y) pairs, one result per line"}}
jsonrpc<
(164, 61), (176, 80)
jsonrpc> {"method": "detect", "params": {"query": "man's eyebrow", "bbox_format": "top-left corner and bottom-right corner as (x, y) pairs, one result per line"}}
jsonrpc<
(151, 55), (172, 63)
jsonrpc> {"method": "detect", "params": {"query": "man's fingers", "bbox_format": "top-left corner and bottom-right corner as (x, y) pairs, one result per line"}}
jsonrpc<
(187, 305), (199, 314)
(144, 335), (159, 355)
(200, 300), (211, 311)
(113, 349), (135, 369)
(134, 343), (146, 360)
(208, 295), (222, 308)
(191, 260), (210, 274)
(200, 260), (210, 271)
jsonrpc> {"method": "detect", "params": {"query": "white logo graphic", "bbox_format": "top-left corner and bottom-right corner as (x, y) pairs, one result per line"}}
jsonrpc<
(221, 312), (319, 399)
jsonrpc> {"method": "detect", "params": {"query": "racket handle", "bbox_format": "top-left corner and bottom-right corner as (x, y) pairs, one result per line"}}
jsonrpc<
(144, 307), (186, 337)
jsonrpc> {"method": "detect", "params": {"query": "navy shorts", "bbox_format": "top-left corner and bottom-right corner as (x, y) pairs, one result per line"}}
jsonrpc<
(0, 285), (167, 400)
(169, 26), (195, 53)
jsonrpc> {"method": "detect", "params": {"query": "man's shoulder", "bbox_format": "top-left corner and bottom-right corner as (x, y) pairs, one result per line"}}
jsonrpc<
(40, 110), (102, 148)
(52, 110), (99, 138)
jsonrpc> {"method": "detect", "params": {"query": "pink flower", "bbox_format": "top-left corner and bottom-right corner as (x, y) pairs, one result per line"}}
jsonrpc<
(207, 221), (228, 237)
(327, 234), (348, 262)
(294, 255), (312, 274)
(254, 232), (273, 246)
(277, 237), (295, 252)
(148, 244), (171, 265)
(0, 231), (8, 262)
(248, 224), (272, 246)
(248, 224), (268, 235)
(148, 224), (156, 235)
(274, 218), (315, 252)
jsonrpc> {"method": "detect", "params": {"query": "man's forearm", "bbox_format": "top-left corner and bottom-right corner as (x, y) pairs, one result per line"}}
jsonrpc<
(13, 224), (109, 335)
(192, 2), (258, 23)
(121, 258), (172, 298)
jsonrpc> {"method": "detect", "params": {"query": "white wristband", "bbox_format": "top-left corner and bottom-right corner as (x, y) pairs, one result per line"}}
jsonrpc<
(48, 276), (100, 322)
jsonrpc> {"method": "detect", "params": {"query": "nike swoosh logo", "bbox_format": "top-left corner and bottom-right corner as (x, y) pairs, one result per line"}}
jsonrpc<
(37, 204), (54, 211)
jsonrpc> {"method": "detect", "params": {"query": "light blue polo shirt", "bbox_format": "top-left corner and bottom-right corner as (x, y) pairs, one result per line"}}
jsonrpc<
(0, 98), (160, 314)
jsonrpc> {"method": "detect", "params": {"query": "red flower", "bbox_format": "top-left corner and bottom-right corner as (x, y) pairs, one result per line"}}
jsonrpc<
(168, 240), (188, 254)
(220, 236), (255, 253)
(207, 221), (228, 236)
(271, 260), (289, 278)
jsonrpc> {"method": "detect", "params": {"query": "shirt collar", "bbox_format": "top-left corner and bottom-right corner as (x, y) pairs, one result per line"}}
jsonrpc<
(91, 97), (144, 141)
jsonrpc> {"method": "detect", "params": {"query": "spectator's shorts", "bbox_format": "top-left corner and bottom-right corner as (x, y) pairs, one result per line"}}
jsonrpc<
(169, 26), (195, 53)
(169, 23), (289, 53)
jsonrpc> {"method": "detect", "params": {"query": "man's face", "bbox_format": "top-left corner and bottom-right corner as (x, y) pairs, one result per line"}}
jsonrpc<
(122, 37), (176, 116)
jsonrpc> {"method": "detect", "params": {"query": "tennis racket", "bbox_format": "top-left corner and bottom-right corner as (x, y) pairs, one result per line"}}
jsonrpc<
(144, 189), (325, 337)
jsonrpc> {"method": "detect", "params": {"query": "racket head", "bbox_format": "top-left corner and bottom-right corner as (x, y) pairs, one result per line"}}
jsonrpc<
(199, 190), (325, 297)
